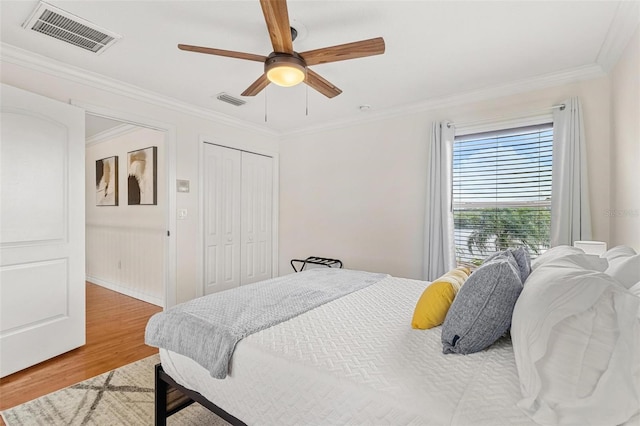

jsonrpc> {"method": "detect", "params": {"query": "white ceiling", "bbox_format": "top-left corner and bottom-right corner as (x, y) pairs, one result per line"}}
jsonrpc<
(1, 1), (636, 134)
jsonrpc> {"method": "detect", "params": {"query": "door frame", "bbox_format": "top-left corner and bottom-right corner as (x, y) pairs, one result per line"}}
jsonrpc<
(73, 101), (177, 309)
(197, 136), (279, 298)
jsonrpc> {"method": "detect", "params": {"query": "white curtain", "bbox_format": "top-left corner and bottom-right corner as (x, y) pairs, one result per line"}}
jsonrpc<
(551, 97), (592, 246)
(423, 121), (456, 281)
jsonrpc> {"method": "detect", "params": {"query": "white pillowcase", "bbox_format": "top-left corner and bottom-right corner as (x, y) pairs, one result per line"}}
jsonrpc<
(530, 245), (585, 271)
(602, 246), (640, 289)
(606, 255), (640, 289)
(601, 245), (637, 262)
(512, 254), (640, 426)
(532, 252), (608, 274)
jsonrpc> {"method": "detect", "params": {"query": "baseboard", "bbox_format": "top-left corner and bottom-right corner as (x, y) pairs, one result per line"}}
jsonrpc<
(86, 276), (163, 307)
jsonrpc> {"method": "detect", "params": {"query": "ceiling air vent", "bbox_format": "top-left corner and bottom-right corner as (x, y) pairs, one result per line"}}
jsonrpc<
(216, 93), (246, 107)
(23, 2), (121, 54)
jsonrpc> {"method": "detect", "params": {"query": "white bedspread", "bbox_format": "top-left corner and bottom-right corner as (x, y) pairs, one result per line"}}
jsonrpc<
(147, 269), (386, 379)
(160, 275), (538, 425)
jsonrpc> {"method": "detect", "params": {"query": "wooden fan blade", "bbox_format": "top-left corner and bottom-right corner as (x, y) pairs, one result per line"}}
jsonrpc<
(241, 73), (271, 96)
(300, 37), (385, 66)
(178, 44), (267, 62)
(259, 0), (293, 53)
(305, 69), (342, 98)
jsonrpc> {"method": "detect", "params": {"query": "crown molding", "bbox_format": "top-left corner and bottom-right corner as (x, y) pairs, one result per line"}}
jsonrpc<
(86, 123), (138, 146)
(1, 42), (609, 140)
(597, 1), (640, 72)
(281, 63), (606, 138)
(0, 43), (278, 137)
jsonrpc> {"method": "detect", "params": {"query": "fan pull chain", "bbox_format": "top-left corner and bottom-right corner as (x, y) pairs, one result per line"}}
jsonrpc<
(305, 84), (309, 116)
(264, 86), (268, 122)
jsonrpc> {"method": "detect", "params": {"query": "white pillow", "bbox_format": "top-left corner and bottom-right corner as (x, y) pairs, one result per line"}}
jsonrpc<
(533, 252), (608, 273)
(530, 245), (585, 271)
(629, 281), (640, 297)
(601, 245), (637, 262)
(605, 253), (640, 290)
(512, 254), (640, 426)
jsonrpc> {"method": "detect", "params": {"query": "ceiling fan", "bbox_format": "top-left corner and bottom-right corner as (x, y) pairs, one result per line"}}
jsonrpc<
(177, 0), (385, 98)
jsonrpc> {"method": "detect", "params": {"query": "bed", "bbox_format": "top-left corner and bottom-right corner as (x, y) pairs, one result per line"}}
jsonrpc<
(146, 247), (640, 426)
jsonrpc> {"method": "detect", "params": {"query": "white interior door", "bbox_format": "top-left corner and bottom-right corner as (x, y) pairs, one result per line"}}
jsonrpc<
(203, 143), (241, 294)
(0, 84), (85, 377)
(241, 152), (273, 285)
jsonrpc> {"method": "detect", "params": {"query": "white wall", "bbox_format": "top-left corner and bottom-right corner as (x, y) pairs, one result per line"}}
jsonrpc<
(610, 27), (640, 251)
(279, 77), (612, 279)
(3, 50), (631, 296)
(85, 126), (166, 305)
(0, 59), (279, 304)
(279, 115), (429, 278)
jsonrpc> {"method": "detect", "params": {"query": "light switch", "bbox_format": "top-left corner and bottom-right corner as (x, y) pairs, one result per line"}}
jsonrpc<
(177, 179), (190, 193)
(178, 209), (188, 219)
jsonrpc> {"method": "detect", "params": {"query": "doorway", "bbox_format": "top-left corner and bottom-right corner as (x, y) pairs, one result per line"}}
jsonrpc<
(84, 111), (176, 308)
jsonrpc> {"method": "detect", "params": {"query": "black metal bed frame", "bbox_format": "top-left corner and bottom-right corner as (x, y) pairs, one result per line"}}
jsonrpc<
(155, 256), (343, 424)
(154, 363), (246, 426)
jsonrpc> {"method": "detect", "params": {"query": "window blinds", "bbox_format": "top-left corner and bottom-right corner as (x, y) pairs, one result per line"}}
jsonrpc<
(453, 123), (553, 265)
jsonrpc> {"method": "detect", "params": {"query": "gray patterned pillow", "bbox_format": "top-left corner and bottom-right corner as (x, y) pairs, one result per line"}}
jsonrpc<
(510, 247), (532, 283)
(484, 247), (531, 283)
(442, 255), (523, 355)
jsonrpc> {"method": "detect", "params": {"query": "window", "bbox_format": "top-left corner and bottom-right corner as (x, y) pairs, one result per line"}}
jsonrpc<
(453, 123), (553, 266)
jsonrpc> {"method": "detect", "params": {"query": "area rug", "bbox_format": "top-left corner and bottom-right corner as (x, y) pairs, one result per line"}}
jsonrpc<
(1, 354), (229, 425)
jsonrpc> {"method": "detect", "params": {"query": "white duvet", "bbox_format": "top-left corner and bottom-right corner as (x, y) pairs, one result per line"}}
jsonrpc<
(161, 275), (538, 425)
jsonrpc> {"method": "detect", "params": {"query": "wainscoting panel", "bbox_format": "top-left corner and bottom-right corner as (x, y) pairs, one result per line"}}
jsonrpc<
(86, 223), (164, 306)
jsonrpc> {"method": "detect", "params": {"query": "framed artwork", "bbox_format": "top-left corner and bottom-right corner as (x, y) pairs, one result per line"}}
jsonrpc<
(127, 146), (157, 205)
(96, 156), (118, 206)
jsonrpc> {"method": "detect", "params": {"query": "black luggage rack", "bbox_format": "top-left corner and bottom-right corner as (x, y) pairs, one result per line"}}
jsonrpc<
(290, 256), (343, 272)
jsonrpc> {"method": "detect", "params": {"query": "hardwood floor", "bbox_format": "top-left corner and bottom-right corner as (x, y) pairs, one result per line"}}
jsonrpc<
(0, 282), (162, 413)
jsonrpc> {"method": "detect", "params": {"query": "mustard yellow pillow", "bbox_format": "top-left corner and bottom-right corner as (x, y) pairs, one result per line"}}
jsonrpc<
(411, 267), (471, 329)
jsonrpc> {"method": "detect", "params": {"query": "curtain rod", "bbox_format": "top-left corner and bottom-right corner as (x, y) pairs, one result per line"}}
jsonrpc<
(447, 103), (565, 129)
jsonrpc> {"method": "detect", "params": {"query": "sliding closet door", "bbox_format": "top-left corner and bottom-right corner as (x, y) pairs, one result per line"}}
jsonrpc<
(203, 143), (241, 294)
(240, 152), (273, 285)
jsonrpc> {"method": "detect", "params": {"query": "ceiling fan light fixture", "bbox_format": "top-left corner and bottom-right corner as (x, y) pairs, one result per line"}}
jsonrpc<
(267, 65), (305, 87)
(177, 0), (385, 98)
(265, 53), (306, 87)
